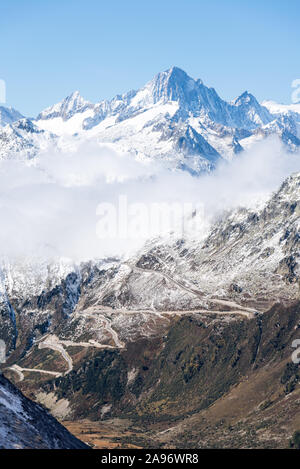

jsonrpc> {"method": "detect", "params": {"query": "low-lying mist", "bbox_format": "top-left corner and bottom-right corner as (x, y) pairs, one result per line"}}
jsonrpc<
(0, 136), (299, 262)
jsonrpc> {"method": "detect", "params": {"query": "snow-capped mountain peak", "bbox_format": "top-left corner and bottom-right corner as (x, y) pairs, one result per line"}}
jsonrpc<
(148, 66), (198, 104)
(37, 90), (93, 121)
(0, 106), (24, 127)
(144, 68), (272, 130)
(1, 66), (300, 175)
(232, 90), (272, 128)
(234, 90), (257, 105)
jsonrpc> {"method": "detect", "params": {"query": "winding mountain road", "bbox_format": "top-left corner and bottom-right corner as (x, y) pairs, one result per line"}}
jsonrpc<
(7, 261), (260, 383)
(129, 262), (259, 318)
(8, 364), (61, 381)
(38, 335), (73, 374)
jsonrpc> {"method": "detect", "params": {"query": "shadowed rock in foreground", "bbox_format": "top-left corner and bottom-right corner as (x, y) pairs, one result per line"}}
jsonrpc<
(0, 374), (88, 449)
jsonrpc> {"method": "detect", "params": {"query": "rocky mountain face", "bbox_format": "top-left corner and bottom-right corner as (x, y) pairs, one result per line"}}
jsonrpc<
(0, 67), (299, 172)
(122, 172), (300, 313)
(0, 118), (55, 159)
(1, 172), (298, 359)
(3, 299), (300, 449)
(62, 300), (300, 449)
(0, 373), (88, 449)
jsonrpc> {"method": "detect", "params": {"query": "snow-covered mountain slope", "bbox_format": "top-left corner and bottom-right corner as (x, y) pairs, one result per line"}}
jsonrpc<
(37, 90), (93, 121)
(81, 67), (272, 131)
(76, 172), (299, 314)
(0, 118), (56, 160)
(0, 172), (298, 365)
(0, 106), (24, 127)
(1, 67), (299, 173)
(263, 101), (300, 141)
(33, 67), (275, 169)
(262, 100), (300, 117)
(0, 172), (298, 431)
(0, 373), (88, 448)
(32, 67), (300, 168)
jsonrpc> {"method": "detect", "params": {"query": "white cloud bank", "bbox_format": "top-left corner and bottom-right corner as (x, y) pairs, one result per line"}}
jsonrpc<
(0, 136), (299, 261)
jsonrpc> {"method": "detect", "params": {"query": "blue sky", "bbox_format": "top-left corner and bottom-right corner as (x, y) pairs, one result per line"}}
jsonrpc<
(1, 0), (299, 116)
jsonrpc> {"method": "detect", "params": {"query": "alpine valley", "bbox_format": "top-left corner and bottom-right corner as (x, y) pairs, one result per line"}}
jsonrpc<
(0, 67), (300, 449)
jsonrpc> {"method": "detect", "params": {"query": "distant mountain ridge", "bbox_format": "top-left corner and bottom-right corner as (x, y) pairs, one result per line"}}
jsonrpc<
(0, 67), (299, 172)
(37, 90), (93, 121)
